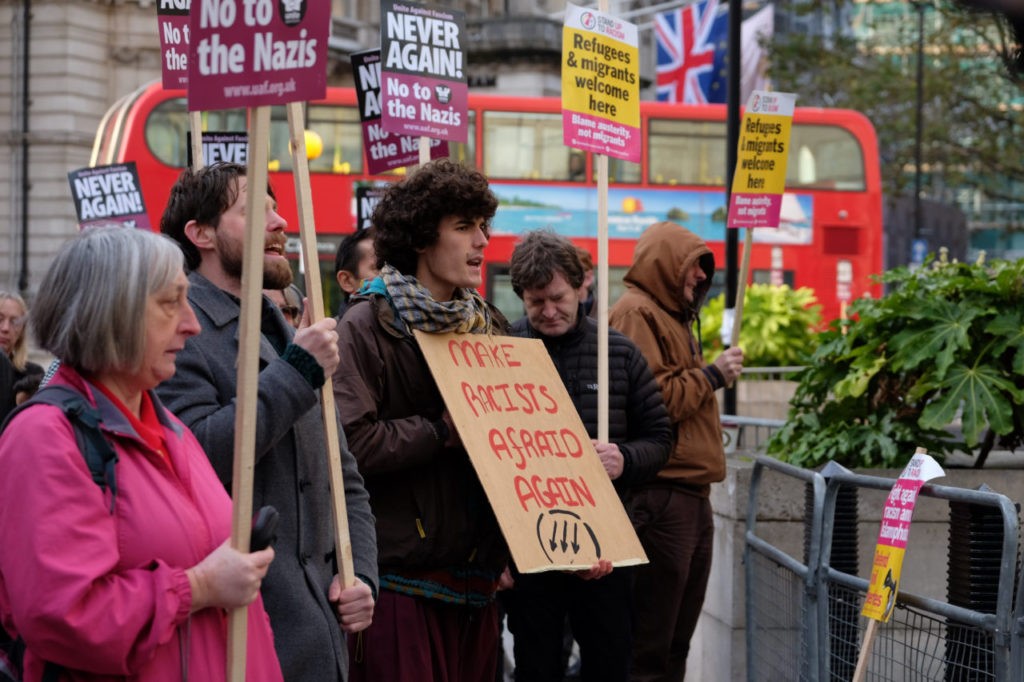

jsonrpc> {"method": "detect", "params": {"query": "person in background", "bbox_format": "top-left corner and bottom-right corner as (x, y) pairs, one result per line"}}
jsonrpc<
(608, 221), (744, 682)
(265, 283), (304, 329)
(157, 162), (378, 682)
(575, 247), (595, 317)
(333, 227), (378, 320)
(12, 371), (42, 406)
(0, 291), (44, 421)
(0, 226), (282, 681)
(504, 230), (671, 682)
(333, 159), (510, 682)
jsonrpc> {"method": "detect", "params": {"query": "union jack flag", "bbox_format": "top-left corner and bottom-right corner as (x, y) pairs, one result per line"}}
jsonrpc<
(655, 0), (728, 104)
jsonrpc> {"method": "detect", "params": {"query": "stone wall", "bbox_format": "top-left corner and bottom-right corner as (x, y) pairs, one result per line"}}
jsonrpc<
(1, 1), (159, 295)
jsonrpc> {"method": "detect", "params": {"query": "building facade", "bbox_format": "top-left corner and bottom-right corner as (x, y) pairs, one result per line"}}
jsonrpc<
(2, 0), (618, 296)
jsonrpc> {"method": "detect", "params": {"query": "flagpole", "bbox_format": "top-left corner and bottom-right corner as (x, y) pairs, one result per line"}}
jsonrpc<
(723, 0), (741, 417)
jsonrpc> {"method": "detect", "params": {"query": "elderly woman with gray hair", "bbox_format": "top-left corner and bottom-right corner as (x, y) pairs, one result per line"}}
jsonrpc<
(0, 227), (283, 681)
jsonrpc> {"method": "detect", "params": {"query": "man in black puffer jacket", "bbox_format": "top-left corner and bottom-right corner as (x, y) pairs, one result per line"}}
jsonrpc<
(503, 230), (672, 682)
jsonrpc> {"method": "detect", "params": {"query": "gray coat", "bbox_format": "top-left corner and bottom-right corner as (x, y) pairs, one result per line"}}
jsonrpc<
(157, 272), (378, 682)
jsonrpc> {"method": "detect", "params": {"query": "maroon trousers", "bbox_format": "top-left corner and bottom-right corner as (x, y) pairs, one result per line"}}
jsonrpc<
(348, 590), (500, 682)
(627, 486), (714, 682)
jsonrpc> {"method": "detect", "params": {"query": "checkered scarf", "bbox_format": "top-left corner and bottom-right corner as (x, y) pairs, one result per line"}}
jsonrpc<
(381, 265), (495, 334)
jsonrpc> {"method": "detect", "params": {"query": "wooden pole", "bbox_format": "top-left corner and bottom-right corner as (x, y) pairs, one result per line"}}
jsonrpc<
(419, 135), (430, 166)
(729, 227), (753, 348)
(596, 153), (609, 444)
(226, 104), (270, 681)
(189, 111), (204, 171)
(286, 101), (355, 587)
(597, 0), (609, 446)
(852, 606), (879, 681)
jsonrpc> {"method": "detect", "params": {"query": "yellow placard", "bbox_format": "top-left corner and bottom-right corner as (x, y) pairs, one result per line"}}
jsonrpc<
(560, 4), (640, 162)
(414, 330), (647, 573)
(862, 545), (905, 621)
(561, 24), (640, 129)
(730, 114), (792, 196)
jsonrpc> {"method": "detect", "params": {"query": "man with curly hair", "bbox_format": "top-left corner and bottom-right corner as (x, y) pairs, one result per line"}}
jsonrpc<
(333, 159), (511, 682)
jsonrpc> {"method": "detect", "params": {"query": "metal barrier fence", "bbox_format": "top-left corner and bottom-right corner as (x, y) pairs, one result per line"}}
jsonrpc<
(727, 415), (785, 452)
(745, 454), (1023, 681)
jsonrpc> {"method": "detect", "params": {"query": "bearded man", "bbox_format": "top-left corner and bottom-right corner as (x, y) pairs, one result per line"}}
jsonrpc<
(157, 162), (379, 682)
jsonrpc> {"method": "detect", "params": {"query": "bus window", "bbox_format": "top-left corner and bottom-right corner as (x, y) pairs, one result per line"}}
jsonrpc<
(145, 97), (247, 168)
(146, 97), (190, 168)
(483, 111), (571, 180)
(308, 103), (362, 174)
(485, 265), (523, 322)
(608, 155), (641, 184)
(447, 111), (476, 170)
(787, 125), (865, 191)
(268, 107), (293, 172)
(648, 119), (727, 186)
(752, 269), (796, 287)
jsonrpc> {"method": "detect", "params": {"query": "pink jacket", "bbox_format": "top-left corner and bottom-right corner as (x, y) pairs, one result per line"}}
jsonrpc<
(0, 367), (283, 682)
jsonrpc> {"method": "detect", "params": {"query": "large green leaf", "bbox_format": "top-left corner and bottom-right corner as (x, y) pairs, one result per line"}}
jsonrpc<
(919, 363), (1024, 446)
(889, 299), (978, 377)
(985, 312), (1024, 375)
(833, 355), (886, 399)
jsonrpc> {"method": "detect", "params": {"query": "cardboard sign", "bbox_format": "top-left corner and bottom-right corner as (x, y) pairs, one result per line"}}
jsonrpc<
(561, 3), (640, 163)
(186, 131), (249, 167)
(414, 330), (647, 573)
(351, 49), (448, 174)
(861, 451), (944, 622)
(727, 90), (797, 229)
(379, 0), (469, 143)
(67, 163), (151, 230)
(187, 0), (330, 111)
(158, 0), (191, 89)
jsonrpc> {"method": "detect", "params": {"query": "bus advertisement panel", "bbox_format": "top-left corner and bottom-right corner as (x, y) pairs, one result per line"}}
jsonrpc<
(90, 81), (883, 322)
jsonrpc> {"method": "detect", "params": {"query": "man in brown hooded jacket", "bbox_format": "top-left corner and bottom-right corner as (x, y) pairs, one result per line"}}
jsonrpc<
(608, 221), (743, 681)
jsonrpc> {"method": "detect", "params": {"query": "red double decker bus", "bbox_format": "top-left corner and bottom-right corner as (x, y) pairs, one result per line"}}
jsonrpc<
(91, 80), (882, 321)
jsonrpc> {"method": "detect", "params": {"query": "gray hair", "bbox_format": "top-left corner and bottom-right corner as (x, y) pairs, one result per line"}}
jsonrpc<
(32, 226), (184, 374)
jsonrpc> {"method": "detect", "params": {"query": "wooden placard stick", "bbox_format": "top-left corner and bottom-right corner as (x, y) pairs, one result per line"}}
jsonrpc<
(595, 152), (609, 444)
(226, 104), (270, 681)
(419, 135), (430, 166)
(852, 616), (879, 681)
(730, 227), (754, 348)
(189, 111), (204, 171)
(286, 101), (355, 587)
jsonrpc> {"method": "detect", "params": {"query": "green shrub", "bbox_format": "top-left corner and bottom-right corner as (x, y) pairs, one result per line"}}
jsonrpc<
(700, 283), (822, 367)
(768, 252), (1024, 469)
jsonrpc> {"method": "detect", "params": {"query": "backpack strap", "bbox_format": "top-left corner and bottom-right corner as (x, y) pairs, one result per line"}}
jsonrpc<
(1, 385), (119, 514)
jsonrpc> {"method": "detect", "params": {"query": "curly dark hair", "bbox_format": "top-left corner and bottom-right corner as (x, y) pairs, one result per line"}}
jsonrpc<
(160, 162), (249, 270)
(371, 159), (498, 275)
(509, 230), (586, 297)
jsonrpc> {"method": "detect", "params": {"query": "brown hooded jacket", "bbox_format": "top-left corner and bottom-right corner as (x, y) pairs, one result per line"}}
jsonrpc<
(608, 221), (726, 490)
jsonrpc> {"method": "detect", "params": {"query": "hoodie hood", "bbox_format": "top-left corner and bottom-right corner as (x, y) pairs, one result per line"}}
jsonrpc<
(623, 221), (714, 317)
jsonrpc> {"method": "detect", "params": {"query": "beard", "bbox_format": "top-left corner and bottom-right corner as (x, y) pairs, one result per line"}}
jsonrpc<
(216, 231), (294, 290)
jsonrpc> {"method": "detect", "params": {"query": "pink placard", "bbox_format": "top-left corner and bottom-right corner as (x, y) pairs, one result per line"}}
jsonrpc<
(187, 0), (329, 111)
(158, 1), (191, 90)
(379, 0), (469, 143)
(561, 112), (640, 164)
(726, 193), (782, 229)
(352, 49), (448, 173)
